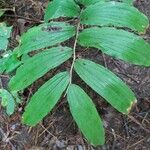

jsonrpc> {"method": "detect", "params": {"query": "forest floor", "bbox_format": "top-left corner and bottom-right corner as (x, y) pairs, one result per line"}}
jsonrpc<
(0, 0), (150, 150)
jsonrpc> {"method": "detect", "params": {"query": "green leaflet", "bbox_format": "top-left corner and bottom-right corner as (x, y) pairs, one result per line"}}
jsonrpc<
(44, 0), (80, 22)
(75, 0), (105, 6)
(80, 1), (149, 33)
(0, 52), (21, 74)
(74, 59), (136, 114)
(9, 46), (72, 91)
(4, 53), (21, 73)
(67, 84), (105, 146)
(0, 23), (12, 51)
(78, 27), (150, 66)
(23, 72), (69, 126)
(18, 22), (75, 55)
(0, 89), (15, 115)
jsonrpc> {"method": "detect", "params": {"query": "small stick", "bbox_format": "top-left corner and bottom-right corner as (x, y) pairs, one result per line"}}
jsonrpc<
(126, 138), (145, 149)
(111, 128), (117, 150)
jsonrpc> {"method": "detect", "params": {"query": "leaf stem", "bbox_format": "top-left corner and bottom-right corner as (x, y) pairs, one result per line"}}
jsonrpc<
(64, 20), (80, 97)
(69, 21), (80, 84)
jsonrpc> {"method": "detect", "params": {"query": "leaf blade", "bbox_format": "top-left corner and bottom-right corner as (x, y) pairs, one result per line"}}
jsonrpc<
(0, 23), (12, 51)
(22, 71), (69, 126)
(78, 27), (150, 66)
(0, 89), (15, 115)
(18, 22), (75, 55)
(9, 46), (72, 91)
(74, 59), (136, 114)
(80, 1), (149, 32)
(67, 84), (105, 146)
(0, 52), (21, 74)
(44, 0), (80, 22)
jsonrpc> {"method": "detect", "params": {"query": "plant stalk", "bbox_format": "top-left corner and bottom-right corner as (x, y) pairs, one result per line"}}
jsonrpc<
(64, 20), (80, 97)
(69, 21), (80, 84)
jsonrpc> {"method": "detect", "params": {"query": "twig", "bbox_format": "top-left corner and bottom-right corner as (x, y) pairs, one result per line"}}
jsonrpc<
(0, 128), (16, 150)
(111, 128), (116, 150)
(126, 138), (145, 150)
(142, 112), (149, 125)
(106, 129), (127, 141)
(122, 116), (130, 138)
(128, 115), (150, 133)
(0, 77), (3, 89)
(39, 123), (57, 139)
(102, 53), (108, 68)
(38, 120), (56, 138)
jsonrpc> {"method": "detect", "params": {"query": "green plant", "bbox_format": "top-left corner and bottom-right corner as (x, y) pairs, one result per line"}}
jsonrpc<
(1, 0), (150, 146)
(0, 89), (20, 115)
(0, 8), (21, 115)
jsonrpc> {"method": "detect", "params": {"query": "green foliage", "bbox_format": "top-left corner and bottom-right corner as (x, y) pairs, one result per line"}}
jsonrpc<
(17, 22), (75, 55)
(44, 0), (80, 22)
(9, 46), (73, 91)
(80, 1), (148, 33)
(0, 10), (17, 73)
(1, 0), (150, 146)
(0, 89), (20, 115)
(0, 23), (12, 51)
(67, 84), (105, 145)
(74, 59), (136, 114)
(78, 27), (150, 66)
(23, 72), (69, 126)
(0, 51), (21, 73)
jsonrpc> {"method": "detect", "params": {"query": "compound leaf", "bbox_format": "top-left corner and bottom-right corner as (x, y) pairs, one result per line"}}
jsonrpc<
(23, 72), (69, 126)
(67, 84), (105, 146)
(44, 0), (80, 22)
(81, 1), (149, 33)
(78, 27), (150, 66)
(0, 23), (12, 51)
(74, 59), (136, 114)
(18, 22), (75, 55)
(9, 46), (72, 91)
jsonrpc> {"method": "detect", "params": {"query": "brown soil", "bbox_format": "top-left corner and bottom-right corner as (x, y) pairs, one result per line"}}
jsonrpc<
(0, 0), (150, 150)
